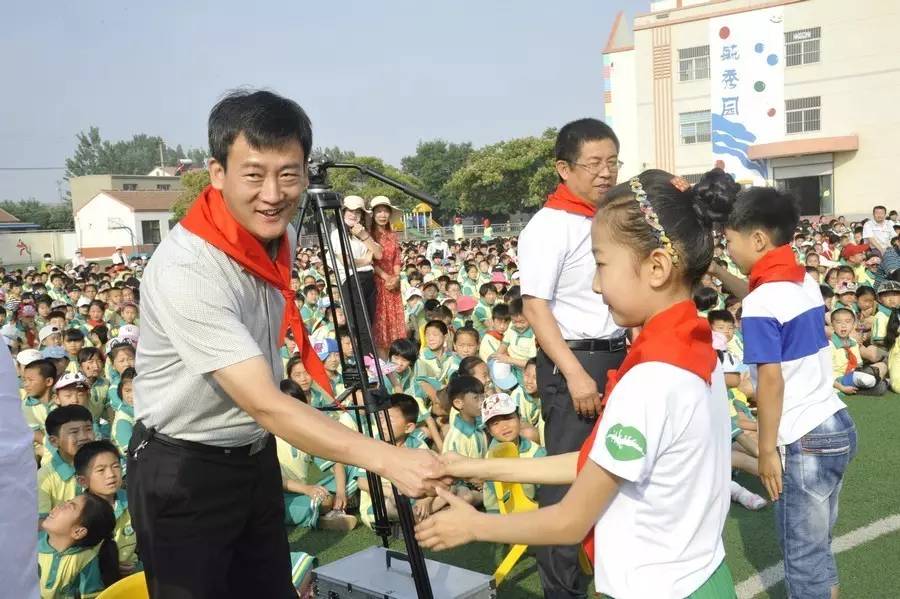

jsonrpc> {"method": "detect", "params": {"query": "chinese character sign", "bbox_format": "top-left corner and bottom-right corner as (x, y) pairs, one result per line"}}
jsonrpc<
(710, 7), (784, 184)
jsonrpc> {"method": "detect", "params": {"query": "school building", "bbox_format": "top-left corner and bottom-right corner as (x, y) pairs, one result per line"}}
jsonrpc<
(603, 0), (900, 216)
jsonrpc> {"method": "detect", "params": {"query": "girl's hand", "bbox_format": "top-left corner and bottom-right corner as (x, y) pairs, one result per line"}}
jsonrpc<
(415, 488), (480, 550)
(757, 449), (783, 501)
(837, 383), (858, 395)
(350, 223), (366, 238)
(333, 491), (348, 512)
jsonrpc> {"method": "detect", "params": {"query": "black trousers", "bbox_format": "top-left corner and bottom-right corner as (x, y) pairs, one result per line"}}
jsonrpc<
(341, 270), (377, 357)
(127, 424), (295, 599)
(534, 345), (626, 599)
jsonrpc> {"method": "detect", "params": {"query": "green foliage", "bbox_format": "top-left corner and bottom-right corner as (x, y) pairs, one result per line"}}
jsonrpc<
(400, 140), (473, 214)
(443, 128), (557, 214)
(170, 170), (211, 221)
(65, 126), (207, 177)
(323, 155), (424, 212)
(0, 198), (74, 229)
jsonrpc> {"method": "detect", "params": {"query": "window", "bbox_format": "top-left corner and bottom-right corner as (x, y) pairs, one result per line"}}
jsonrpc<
(122, 183), (137, 191)
(679, 111), (711, 144)
(785, 27), (821, 66)
(156, 184), (170, 191)
(678, 45), (710, 81)
(141, 220), (161, 245)
(785, 96), (821, 133)
(681, 173), (705, 185)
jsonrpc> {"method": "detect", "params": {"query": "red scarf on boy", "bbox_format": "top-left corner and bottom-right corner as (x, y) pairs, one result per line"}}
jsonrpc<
(544, 184), (597, 218)
(575, 300), (718, 568)
(748, 244), (805, 292)
(181, 185), (332, 395)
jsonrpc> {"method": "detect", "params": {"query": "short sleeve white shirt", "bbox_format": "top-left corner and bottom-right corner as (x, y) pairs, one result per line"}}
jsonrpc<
(518, 207), (622, 339)
(862, 219), (895, 248)
(329, 228), (373, 285)
(588, 362), (731, 599)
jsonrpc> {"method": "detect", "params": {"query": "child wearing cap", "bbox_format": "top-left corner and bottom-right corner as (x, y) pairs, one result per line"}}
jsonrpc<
(39, 324), (62, 349)
(38, 405), (95, 520)
(22, 358), (58, 460)
(357, 393), (428, 527)
(841, 243), (873, 286)
(833, 282), (859, 314)
(453, 296), (477, 331)
(830, 308), (888, 395)
(480, 392), (547, 513)
(74, 440), (141, 574)
(493, 298), (536, 388)
(471, 283), (497, 336)
(404, 287), (425, 336)
(873, 280), (900, 346)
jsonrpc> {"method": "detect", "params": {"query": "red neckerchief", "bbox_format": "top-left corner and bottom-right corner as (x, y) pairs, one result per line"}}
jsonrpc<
(544, 184), (597, 218)
(575, 300), (717, 568)
(486, 330), (504, 342)
(748, 244), (805, 292)
(181, 185), (331, 395)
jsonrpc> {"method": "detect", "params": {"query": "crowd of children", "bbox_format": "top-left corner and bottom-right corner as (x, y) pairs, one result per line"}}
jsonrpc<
(3, 195), (894, 597)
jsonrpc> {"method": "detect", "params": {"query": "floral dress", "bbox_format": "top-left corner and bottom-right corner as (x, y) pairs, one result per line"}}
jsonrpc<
(372, 227), (406, 352)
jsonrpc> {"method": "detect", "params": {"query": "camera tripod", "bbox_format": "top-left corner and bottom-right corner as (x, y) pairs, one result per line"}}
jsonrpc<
(294, 160), (439, 599)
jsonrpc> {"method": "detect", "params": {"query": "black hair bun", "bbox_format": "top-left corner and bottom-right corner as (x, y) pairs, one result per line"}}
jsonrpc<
(693, 168), (740, 226)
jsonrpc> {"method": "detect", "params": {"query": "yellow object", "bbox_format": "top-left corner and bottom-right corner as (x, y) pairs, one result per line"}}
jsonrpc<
(412, 202), (433, 214)
(96, 571), (148, 599)
(487, 442), (538, 586)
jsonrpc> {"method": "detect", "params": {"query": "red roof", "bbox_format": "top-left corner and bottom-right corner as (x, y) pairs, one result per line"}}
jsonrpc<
(0, 207), (20, 223)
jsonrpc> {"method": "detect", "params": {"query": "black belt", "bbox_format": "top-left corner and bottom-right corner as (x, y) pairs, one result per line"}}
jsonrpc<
(565, 336), (627, 352)
(135, 421), (269, 457)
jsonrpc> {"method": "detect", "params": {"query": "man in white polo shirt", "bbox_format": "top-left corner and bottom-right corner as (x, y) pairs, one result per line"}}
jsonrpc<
(518, 119), (626, 599)
(862, 204), (895, 253)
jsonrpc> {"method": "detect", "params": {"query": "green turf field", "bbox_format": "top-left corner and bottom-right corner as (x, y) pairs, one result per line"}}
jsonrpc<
(288, 396), (900, 598)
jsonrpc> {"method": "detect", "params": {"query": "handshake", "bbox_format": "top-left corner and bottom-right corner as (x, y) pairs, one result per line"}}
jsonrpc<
(382, 449), (480, 499)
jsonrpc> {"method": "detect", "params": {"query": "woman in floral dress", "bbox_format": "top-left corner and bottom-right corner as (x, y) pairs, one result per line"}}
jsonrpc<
(369, 196), (406, 357)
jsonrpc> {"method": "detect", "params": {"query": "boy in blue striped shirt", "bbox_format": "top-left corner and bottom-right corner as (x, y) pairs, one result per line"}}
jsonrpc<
(723, 187), (855, 599)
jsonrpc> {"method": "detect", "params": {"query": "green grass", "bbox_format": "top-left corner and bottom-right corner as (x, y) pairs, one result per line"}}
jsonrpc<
(288, 395), (900, 598)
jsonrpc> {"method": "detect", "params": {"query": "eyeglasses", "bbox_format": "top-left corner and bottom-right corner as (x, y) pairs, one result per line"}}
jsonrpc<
(571, 160), (624, 177)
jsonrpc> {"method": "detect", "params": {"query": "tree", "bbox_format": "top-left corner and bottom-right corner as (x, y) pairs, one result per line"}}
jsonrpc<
(0, 198), (74, 230)
(65, 127), (207, 177)
(400, 140), (473, 214)
(170, 170), (211, 221)
(443, 128), (558, 214)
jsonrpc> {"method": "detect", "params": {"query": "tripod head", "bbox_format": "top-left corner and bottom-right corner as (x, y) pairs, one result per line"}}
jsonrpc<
(305, 160), (440, 208)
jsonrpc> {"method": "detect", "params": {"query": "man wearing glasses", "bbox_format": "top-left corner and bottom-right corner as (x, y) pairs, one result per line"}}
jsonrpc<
(517, 119), (627, 599)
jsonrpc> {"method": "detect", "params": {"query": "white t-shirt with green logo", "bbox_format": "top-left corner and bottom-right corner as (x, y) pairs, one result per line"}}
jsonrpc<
(589, 361), (731, 599)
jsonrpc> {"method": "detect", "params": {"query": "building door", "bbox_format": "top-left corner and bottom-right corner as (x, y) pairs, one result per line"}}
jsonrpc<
(780, 176), (820, 215)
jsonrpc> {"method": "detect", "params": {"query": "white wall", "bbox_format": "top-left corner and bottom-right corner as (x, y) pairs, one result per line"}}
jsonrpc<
(133, 211), (173, 244)
(75, 193), (137, 250)
(0, 231), (77, 268)
(607, 49), (642, 180)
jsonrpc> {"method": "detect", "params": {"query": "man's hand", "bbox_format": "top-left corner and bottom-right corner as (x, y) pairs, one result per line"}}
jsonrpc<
(566, 367), (602, 418)
(758, 449), (783, 501)
(383, 447), (449, 498)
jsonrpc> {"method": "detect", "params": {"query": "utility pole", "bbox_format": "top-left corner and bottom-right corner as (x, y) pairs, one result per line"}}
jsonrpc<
(159, 140), (165, 171)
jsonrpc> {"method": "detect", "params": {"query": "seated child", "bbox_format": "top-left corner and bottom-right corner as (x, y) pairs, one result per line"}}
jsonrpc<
(417, 320), (461, 386)
(287, 355), (333, 412)
(38, 405), (96, 521)
(74, 440), (139, 574)
(471, 283), (498, 336)
(494, 298), (536, 387)
(276, 379), (358, 532)
(510, 358), (543, 438)
(21, 357), (57, 461)
(830, 308), (888, 395)
(105, 340), (135, 403)
(300, 284), (325, 334)
(357, 393), (428, 527)
(692, 285), (720, 318)
(833, 282), (858, 314)
(63, 329), (86, 374)
(111, 368), (136, 461)
(479, 303), (509, 362)
(707, 310), (753, 402)
(453, 327), (480, 360)
(389, 338), (442, 450)
(39, 493), (120, 597)
(438, 375), (488, 508)
(873, 280), (900, 348)
(480, 392), (546, 513)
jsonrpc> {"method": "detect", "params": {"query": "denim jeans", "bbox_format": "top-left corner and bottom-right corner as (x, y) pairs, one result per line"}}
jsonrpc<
(775, 409), (857, 598)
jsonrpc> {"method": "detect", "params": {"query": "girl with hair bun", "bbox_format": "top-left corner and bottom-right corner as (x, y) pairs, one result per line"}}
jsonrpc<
(417, 168), (741, 598)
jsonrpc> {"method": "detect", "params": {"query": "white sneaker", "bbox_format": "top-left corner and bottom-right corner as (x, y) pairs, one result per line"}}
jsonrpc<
(730, 480), (767, 511)
(852, 371), (877, 388)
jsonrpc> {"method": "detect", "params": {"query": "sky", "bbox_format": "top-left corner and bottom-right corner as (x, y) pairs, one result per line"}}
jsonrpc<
(0, 0), (648, 203)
